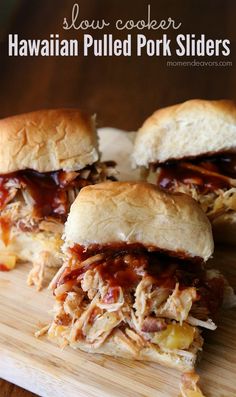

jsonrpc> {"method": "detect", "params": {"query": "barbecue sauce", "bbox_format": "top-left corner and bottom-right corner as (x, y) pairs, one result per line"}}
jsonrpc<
(0, 176), (14, 209)
(0, 167), (94, 219)
(0, 216), (11, 246)
(61, 244), (202, 290)
(59, 243), (225, 315)
(0, 264), (10, 271)
(157, 153), (236, 192)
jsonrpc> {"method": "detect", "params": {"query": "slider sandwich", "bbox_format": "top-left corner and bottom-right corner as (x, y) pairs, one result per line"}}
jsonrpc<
(132, 100), (236, 244)
(48, 181), (231, 371)
(0, 109), (115, 288)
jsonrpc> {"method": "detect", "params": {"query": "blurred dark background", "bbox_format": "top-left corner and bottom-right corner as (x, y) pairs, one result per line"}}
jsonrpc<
(0, 0), (235, 131)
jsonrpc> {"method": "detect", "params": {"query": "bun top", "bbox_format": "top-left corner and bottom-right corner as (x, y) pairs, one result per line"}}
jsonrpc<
(132, 99), (236, 167)
(65, 181), (213, 261)
(0, 109), (99, 174)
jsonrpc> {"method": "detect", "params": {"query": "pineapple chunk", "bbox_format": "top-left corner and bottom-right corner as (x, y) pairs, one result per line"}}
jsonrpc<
(0, 254), (16, 271)
(152, 323), (195, 350)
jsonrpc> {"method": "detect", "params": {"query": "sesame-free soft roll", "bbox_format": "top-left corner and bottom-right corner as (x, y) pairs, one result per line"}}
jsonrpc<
(48, 182), (231, 371)
(132, 99), (236, 244)
(0, 109), (116, 288)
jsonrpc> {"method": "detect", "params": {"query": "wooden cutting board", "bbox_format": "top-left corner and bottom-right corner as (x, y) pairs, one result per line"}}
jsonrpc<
(0, 246), (236, 397)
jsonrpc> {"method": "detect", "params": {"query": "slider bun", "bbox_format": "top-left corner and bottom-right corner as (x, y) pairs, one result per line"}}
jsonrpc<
(71, 328), (196, 371)
(65, 181), (214, 261)
(0, 109), (98, 173)
(132, 99), (236, 167)
(212, 212), (236, 244)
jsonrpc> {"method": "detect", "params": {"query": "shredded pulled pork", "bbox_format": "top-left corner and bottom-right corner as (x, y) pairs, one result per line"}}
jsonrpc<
(47, 245), (225, 361)
(155, 284), (197, 324)
(179, 371), (205, 397)
(156, 154), (236, 220)
(168, 182), (236, 221)
(27, 250), (62, 291)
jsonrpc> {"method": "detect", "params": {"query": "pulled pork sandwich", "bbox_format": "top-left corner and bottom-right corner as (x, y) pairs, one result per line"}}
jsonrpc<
(132, 100), (236, 244)
(0, 109), (115, 289)
(48, 181), (230, 371)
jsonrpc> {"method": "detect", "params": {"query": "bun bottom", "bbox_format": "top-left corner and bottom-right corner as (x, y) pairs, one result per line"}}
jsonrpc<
(0, 229), (62, 264)
(0, 230), (61, 262)
(0, 229), (63, 289)
(69, 329), (198, 372)
(212, 212), (236, 244)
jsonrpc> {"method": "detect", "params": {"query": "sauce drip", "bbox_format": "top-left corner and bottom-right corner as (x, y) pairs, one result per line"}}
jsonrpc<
(0, 216), (11, 246)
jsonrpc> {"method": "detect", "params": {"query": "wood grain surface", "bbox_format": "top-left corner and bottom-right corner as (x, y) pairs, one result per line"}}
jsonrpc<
(0, 1), (236, 396)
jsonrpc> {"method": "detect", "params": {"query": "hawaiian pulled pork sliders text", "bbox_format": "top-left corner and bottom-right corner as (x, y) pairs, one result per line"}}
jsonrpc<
(0, 109), (116, 289)
(48, 182), (233, 371)
(132, 100), (236, 243)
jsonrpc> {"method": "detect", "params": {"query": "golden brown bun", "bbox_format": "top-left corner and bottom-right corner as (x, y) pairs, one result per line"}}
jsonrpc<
(0, 109), (98, 173)
(71, 328), (196, 371)
(212, 212), (236, 244)
(64, 182), (214, 261)
(132, 99), (236, 167)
